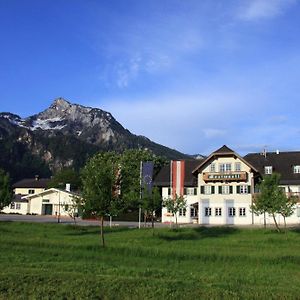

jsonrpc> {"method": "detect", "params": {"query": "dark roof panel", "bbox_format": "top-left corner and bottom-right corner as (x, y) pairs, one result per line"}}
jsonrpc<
(154, 160), (201, 187)
(244, 152), (300, 185)
(12, 178), (50, 189)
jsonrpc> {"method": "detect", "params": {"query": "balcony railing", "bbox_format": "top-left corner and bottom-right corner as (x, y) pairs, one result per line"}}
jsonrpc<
(203, 171), (247, 182)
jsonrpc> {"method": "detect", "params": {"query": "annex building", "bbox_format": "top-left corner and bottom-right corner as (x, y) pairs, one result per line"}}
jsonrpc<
(2, 176), (77, 216)
(155, 145), (300, 225)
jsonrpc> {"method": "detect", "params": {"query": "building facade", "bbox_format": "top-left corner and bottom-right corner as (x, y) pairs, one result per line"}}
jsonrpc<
(156, 146), (300, 225)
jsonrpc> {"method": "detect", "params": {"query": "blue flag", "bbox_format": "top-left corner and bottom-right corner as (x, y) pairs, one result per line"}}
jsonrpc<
(141, 161), (154, 195)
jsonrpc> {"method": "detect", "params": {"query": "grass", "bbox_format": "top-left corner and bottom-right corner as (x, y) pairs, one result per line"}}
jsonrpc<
(0, 222), (300, 299)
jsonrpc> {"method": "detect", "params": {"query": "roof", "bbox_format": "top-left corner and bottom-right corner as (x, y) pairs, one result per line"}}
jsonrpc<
(244, 151), (300, 185)
(213, 145), (235, 154)
(154, 160), (201, 187)
(23, 188), (80, 199)
(12, 178), (50, 189)
(192, 145), (258, 174)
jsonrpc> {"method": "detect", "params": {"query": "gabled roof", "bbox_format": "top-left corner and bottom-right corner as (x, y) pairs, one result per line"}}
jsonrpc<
(23, 188), (79, 199)
(154, 160), (201, 187)
(12, 178), (50, 189)
(244, 151), (300, 185)
(192, 145), (258, 174)
(213, 145), (235, 154)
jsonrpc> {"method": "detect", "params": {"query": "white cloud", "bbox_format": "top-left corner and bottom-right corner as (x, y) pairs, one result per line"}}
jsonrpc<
(237, 0), (296, 21)
(202, 128), (227, 138)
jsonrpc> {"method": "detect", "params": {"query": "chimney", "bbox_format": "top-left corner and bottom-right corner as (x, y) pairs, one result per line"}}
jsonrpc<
(276, 150), (279, 155)
(65, 183), (71, 192)
(35, 175), (39, 181)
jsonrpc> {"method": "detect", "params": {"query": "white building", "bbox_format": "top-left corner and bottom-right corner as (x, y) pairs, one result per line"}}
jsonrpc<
(2, 176), (78, 216)
(155, 145), (300, 225)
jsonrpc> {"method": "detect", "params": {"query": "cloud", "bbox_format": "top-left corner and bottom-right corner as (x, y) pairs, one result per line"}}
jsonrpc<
(202, 128), (227, 138)
(237, 0), (297, 21)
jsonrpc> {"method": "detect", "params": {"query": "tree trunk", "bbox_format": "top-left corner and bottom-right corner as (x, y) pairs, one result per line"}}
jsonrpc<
(263, 212), (266, 229)
(151, 213), (154, 236)
(272, 213), (281, 233)
(283, 215), (287, 233)
(100, 216), (105, 247)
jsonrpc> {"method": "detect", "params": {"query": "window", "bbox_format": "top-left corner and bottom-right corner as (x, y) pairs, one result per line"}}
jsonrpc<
(238, 185), (249, 194)
(219, 163), (232, 172)
(28, 189), (35, 194)
(228, 207), (236, 217)
(235, 162), (241, 171)
(168, 188), (171, 195)
(264, 166), (272, 174)
(204, 207), (212, 216)
(190, 207), (197, 217)
(239, 207), (246, 216)
(179, 208), (186, 217)
(185, 188), (197, 195)
(16, 203), (21, 210)
(293, 165), (300, 174)
(204, 186), (211, 195)
(210, 163), (216, 172)
(219, 185), (232, 194)
(10, 202), (15, 209)
(215, 208), (222, 216)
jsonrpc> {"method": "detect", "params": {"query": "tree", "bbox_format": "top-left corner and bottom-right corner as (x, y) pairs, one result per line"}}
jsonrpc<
(142, 186), (162, 233)
(119, 149), (166, 211)
(63, 194), (82, 225)
(47, 168), (82, 191)
(163, 194), (186, 228)
(0, 169), (11, 210)
(81, 152), (122, 247)
(279, 195), (297, 231)
(251, 173), (292, 232)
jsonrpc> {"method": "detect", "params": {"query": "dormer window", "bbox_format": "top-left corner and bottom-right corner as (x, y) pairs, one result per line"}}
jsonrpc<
(293, 165), (300, 174)
(264, 166), (272, 174)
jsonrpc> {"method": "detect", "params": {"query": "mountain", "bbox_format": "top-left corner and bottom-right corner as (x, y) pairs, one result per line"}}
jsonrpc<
(0, 98), (189, 181)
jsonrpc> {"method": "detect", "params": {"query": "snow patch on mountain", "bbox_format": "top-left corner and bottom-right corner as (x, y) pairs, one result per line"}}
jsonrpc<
(31, 117), (66, 131)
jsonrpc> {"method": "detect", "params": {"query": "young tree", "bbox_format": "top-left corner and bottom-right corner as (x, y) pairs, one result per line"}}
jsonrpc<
(163, 194), (186, 228)
(0, 169), (12, 210)
(142, 186), (162, 233)
(63, 194), (82, 225)
(81, 152), (122, 247)
(279, 195), (297, 231)
(251, 173), (291, 232)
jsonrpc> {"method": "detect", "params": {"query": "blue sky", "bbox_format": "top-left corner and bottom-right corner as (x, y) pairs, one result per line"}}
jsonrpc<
(1, 0), (300, 155)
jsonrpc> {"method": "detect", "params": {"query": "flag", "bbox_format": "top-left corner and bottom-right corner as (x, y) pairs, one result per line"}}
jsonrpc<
(141, 161), (154, 195)
(171, 160), (185, 198)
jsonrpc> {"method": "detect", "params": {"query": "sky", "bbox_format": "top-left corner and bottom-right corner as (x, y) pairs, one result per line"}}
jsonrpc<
(1, 0), (300, 156)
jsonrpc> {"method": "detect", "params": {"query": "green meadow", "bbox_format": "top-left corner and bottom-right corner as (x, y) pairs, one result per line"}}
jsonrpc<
(0, 222), (299, 299)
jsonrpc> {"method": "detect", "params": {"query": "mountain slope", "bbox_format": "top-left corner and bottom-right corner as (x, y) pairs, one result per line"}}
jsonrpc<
(0, 98), (189, 181)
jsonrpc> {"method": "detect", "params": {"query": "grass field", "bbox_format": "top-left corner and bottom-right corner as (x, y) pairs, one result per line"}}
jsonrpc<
(0, 222), (300, 299)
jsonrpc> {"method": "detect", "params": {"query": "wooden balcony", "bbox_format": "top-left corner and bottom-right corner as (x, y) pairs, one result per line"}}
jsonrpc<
(252, 192), (300, 203)
(202, 171), (247, 182)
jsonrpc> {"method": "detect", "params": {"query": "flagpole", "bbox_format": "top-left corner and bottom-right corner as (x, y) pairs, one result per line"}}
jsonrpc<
(139, 161), (142, 229)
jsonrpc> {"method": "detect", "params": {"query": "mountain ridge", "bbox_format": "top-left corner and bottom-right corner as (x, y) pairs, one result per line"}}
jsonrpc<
(0, 98), (190, 181)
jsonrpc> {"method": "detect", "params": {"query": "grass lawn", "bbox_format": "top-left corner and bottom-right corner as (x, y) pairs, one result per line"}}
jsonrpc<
(0, 222), (300, 299)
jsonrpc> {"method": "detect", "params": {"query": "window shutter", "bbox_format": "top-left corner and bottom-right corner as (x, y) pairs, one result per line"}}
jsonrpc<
(248, 186), (251, 194)
(211, 186), (215, 194)
(200, 186), (204, 194)
(184, 188), (187, 195)
(229, 186), (233, 194)
(236, 186), (240, 194)
(218, 186), (222, 194)
(168, 188), (171, 195)
(194, 188), (197, 195)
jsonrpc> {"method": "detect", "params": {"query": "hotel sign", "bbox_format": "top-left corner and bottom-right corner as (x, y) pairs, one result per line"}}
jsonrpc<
(203, 172), (247, 182)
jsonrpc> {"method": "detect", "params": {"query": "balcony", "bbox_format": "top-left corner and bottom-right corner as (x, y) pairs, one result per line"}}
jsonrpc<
(252, 192), (300, 203)
(202, 171), (247, 182)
